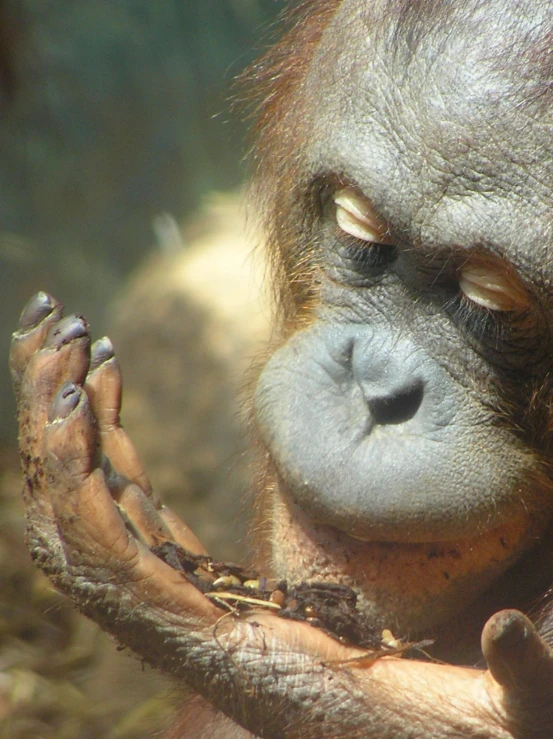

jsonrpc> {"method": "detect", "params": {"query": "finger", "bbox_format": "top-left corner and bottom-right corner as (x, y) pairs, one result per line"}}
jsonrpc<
(158, 504), (209, 555)
(47, 383), (161, 557)
(112, 481), (172, 547)
(113, 484), (208, 554)
(482, 609), (553, 719)
(85, 337), (154, 498)
(86, 337), (207, 554)
(47, 383), (120, 557)
(11, 294), (66, 565)
(102, 460), (207, 555)
(17, 315), (90, 528)
(21, 315), (90, 444)
(45, 382), (221, 620)
(10, 292), (64, 399)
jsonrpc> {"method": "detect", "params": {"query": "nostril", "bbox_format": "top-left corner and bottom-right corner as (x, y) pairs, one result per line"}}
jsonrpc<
(368, 381), (424, 426)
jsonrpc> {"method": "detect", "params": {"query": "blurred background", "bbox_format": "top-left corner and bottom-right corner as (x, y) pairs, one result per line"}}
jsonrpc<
(0, 1), (283, 735)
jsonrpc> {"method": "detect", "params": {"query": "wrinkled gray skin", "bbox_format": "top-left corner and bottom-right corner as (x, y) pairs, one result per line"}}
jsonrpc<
(11, 1), (553, 737)
(255, 0), (553, 645)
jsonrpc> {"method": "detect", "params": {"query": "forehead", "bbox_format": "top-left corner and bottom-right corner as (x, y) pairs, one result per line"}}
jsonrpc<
(310, 0), (553, 130)
(299, 0), (553, 279)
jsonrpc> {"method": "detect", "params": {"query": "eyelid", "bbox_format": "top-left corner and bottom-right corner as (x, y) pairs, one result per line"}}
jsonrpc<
(333, 187), (391, 243)
(332, 187), (529, 313)
(459, 262), (529, 312)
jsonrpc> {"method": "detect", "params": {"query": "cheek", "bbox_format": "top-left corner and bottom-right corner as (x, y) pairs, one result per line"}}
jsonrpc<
(268, 478), (545, 635)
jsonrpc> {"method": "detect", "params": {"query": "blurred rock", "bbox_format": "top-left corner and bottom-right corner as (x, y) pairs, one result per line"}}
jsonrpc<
(107, 192), (271, 560)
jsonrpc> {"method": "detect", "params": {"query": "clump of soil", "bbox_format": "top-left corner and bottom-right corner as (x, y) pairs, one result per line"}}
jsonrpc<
(152, 540), (385, 649)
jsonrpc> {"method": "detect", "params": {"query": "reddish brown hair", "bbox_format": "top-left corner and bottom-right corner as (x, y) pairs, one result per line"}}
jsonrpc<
(243, 1), (342, 321)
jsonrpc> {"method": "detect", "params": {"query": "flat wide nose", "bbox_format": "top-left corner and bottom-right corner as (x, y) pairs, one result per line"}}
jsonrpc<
(367, 379), (424, 425)
(352, 336), (425, 426)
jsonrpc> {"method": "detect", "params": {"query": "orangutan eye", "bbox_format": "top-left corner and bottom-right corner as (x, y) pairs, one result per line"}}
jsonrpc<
(333, 187), (391, 244)
(459, 263), (529, 312)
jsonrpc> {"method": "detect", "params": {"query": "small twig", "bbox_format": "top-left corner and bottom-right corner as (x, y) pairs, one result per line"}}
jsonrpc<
(327, 639), (435, 668)
(204, 592), (282, 610)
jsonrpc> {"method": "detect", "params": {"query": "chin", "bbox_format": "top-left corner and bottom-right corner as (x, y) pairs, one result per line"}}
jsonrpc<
(268, 479), (543, 636)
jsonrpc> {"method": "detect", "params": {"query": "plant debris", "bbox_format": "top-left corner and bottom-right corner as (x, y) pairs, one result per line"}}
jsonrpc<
(151, 540), (432, 655)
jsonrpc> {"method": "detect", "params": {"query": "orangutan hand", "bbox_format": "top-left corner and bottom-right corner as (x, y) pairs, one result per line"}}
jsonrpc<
(10, 291), (553, 739)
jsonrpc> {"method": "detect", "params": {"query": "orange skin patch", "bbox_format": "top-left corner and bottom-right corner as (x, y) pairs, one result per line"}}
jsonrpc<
(270, 482), (544, 635)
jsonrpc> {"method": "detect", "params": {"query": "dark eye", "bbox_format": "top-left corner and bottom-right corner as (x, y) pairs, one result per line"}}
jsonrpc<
(343, 239), (397, 274)
(458, 262), (529, 312)
(330, 186), (397, 275)
(333, 186), (391, 244)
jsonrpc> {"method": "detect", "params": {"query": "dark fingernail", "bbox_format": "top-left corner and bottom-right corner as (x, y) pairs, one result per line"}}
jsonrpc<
(90, 336), (115, 371)
(489, 611), (528, 651)
(49, 381), (81, 421)
(44, 315), (88, 349)
(18, 292), (57, 330)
